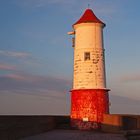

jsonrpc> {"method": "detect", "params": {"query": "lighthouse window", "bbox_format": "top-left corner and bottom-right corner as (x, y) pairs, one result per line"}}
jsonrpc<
(84, 52), (90, 61)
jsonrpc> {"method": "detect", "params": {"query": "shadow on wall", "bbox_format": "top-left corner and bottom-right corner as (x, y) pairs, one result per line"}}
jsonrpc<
(0, 116), (70, 140)
(102, 114), (140, 133)
(0, 115), (140, 140)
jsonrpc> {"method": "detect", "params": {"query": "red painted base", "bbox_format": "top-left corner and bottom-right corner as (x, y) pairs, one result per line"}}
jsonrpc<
(70, 89), (109, 130)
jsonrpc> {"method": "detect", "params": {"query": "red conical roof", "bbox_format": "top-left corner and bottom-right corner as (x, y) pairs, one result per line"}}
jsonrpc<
(73, 9), (105, 26)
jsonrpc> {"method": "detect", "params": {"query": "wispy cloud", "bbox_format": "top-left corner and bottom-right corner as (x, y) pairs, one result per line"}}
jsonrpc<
(120, 74), (140, 83)
(5, 74), (26, 81)
(13, 0), (117, 19)
(0, 73), (71, 92)
(0, 50), (31, 59)
(0, 50), (47, 74)
(14, 0), (76, 8)
(0, 64), (16, 71)
(110, 94), (140, 114)
(47, 0), (76, 5)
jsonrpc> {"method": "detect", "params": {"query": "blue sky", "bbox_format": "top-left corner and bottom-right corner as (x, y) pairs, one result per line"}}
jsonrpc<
(0, 0), (140, 115)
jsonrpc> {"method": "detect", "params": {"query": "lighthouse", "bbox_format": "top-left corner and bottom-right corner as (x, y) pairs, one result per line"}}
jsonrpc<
(68, 8), (110, 130)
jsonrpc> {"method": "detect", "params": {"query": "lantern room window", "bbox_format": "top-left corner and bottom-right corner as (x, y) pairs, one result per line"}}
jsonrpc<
(84, 52), (90, 61)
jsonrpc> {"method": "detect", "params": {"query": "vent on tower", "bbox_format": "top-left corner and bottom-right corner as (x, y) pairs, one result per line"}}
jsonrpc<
(72, 37), (75, 47)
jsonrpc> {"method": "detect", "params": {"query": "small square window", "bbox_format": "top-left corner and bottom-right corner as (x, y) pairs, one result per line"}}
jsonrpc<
(84, 52), (90, 61)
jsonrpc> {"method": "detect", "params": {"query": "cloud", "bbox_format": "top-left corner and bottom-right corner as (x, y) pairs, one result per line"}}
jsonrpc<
(0, 50), (31, 59)
(119, 74), (140, 83)
(0, 64), (16, 71)
(47, 0), (76, 5)
(0, 72), (71, 114)
(5, 74), (26, 81)
(14, 0), (116, 15)
(0, 73), (71, 92)
(13, 0), (117, 20)
(110, 94), (140, 114)
(0, 88), (70, 115)
(14, 0), (76, 8)
(0, 50), (43, 74)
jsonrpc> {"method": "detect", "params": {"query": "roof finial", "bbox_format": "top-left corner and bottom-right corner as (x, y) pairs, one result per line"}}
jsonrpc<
(88, 3), (90, 8)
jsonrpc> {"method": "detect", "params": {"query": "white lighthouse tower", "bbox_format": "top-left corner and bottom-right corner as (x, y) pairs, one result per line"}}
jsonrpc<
(68, 8), (109, 130)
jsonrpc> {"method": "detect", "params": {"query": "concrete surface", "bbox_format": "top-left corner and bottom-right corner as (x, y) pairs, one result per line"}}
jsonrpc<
(21, 129), (126, 140)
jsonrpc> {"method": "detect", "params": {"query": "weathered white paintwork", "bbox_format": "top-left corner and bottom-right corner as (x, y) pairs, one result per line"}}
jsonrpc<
(72, 23), (106, 89)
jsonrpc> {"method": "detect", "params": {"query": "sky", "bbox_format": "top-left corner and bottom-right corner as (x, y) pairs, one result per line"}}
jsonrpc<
(0, 0), (140, 115)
